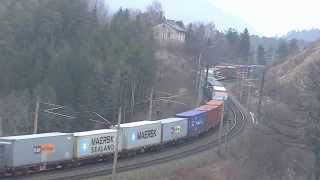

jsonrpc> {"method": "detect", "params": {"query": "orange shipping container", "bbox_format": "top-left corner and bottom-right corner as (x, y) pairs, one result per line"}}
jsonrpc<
(197, 105), (223, 129)
(206, 100), (224, 123)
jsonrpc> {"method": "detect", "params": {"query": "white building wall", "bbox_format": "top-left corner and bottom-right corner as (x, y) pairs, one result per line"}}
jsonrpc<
(153, 23), (186, 44)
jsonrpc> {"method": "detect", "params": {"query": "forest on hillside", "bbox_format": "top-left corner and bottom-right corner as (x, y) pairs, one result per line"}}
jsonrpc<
(0, 0), (303, 136)
(0, 0), (158, 135)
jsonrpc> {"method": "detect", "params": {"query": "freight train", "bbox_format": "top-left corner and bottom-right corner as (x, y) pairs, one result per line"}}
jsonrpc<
(0, 84), (229, 177)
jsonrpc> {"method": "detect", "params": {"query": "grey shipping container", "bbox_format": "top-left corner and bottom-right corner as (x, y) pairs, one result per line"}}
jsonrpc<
(0, 142), (10, 170)
(119, 121), (161, 150)
(73, 129), (122, 158)
(0, 132), (73, 168)
(156, 118), (188, 143)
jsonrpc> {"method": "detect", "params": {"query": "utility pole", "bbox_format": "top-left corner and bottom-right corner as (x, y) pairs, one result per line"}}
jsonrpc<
(225, 116), (229, 152)
(257, 69), (266, 123)
(197, 70), (203, 106)
(247, 83), (251, 110)
(197, 51), (204, 107)
(148, 87), (154, 120)
(33, 96), (40, 134)
(218, 112), (224, 151)
(204, 64), (210, 100)
(112, 106), (122, 180)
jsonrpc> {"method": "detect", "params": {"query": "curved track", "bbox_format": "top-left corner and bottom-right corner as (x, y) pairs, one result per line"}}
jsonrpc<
(11, 98), (247, 180)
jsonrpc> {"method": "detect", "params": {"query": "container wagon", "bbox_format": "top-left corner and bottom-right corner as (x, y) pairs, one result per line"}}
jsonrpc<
(196, 105), (222, 130)
(212, 91), (229, 112)
(73, 129), (121, 163)
(156, 118), (188, 145)
(0, 132), (73, 174)
(118, 121), (161, 155)
(207, 100), (225, 121)
(176, 110), (207, 137)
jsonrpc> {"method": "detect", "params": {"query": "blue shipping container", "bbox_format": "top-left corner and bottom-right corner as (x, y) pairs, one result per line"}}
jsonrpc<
(176, 110), (207, 137)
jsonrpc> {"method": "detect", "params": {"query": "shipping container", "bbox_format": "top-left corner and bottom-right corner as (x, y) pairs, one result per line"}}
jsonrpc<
(0, 142), (10, 170)
(207, 100), (225, 121)
(196, 105), (222, 129)
(156, 118), (188, 143)
(119, 121), (161, 150)
(212, 95), (225, 101)
(211, 91), (229, 112)
(214, 92), (228, 100)
(0, 133), (73, 168)
(213, 86), (226, 92)
(73, 129), (121, 159)
(176, 110), (207, 137)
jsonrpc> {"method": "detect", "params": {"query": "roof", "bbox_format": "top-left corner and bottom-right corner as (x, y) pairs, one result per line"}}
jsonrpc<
(0, 132), (70, 140)
(119, 121), (160, 128)
(74, 129), (117, 137)
(212, 96), (225, 101)
(176, 110), (205, 117)
(0, 142), (11, 145)
(208, 78), (223, 87)
(197, 105), (217, 111)
(215, 92), (228, 97)
(156, 118), (187, 124)
(166, 20), (186, 32)
(213, 86), (226, 92)
(207, 100), (224, 107)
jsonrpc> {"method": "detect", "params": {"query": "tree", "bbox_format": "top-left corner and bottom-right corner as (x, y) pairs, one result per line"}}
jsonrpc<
(0, 0), (157, 134)
(277, 40), (289, 60)
(239, 28), (250, 64)
(288, 38), (299, 54)
(257, 45), (266, 65)
(225, 28), (240, 57)
(145, 0), (164, 25)
(304, 62), (320, 180)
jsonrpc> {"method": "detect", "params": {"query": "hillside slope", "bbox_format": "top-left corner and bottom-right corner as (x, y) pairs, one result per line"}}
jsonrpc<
(266, 41), (320, 95)
(284, 29), (320, 42)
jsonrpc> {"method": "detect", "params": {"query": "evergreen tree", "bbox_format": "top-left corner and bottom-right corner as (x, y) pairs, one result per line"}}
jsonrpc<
(225, 28), (240, 56)
(257, 45), (266, 65)
(277, 40), (289, 60)
(288, 38), (299, 54)
(239, 28), (250, 64)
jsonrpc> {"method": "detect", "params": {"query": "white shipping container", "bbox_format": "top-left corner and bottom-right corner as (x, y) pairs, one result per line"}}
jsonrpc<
(119, 121), (161, 150)
(73, 129), (121, 158)
(213, 86), (226, 92)
(156, 118), (188, 143)
(0, 133), (73, 168)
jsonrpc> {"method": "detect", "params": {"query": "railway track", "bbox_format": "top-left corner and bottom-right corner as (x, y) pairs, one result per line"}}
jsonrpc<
(13, 97), (247, 180)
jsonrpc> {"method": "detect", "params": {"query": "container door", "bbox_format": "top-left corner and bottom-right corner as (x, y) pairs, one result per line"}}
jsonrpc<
(0, 145), (5, 169)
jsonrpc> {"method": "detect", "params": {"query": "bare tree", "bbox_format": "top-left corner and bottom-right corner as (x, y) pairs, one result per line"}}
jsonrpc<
(0, 90), (32, 136)
(146, 0), (164, 25)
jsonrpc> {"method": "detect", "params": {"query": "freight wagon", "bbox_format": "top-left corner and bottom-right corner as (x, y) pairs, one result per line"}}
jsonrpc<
(118, 121), (161, 154)
(212, 91), (229, 111)
(207, 100), (225, 121)
(0, 133), (73, 173)
(73, 129), (121, 162)
(176, 110), (207, 137)
(196, 105), (222, 130)
(156, 118), (188, 144)
(0, 82), (230, 177)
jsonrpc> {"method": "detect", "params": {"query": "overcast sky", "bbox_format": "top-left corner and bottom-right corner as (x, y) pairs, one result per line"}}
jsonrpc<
(211, 0), (320, 36)
(106, 0), (320, 37)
